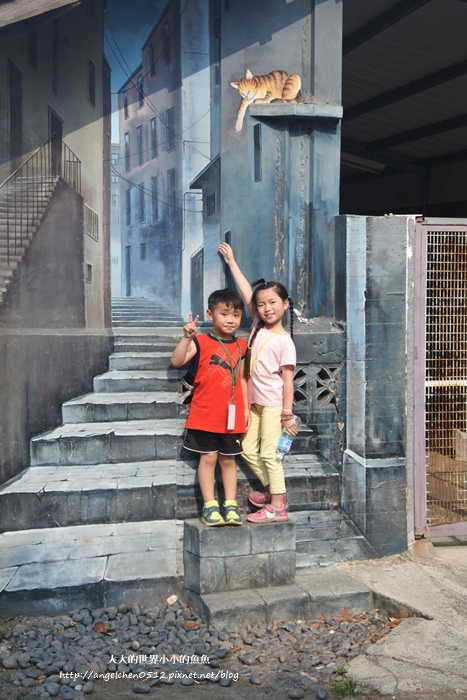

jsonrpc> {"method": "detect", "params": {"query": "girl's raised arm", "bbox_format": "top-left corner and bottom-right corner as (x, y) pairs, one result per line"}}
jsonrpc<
(218, 243), (254, 317)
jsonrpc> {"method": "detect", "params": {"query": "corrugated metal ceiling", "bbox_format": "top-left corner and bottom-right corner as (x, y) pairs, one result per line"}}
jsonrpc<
(342, 0), (467, 177)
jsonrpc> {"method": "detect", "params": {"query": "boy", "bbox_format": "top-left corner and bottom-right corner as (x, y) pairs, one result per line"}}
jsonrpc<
(171, 289), (251, 526)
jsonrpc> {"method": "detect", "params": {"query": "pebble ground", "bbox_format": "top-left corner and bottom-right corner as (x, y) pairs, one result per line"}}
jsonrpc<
(0, 597), (410, 699)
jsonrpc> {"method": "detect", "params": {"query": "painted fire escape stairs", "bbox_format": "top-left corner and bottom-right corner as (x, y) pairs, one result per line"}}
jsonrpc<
(0, 137), (81, 304)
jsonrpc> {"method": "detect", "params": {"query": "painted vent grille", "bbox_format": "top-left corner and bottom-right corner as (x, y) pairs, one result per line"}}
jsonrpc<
(425, 228), (467, 525)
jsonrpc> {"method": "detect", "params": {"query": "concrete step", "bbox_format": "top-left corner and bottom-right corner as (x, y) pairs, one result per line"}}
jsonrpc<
(114, 340), (178, 353)
(109, 352), (173, 371)
(93, 368), (185, 393)
(0, 460), (184, 531)
(112, 309), (181, 317)
(190, 566), (374, 627)
(0, 519), (182, 616)
(294, 510), (374, 567)
(30, 418), (182, 466)
(62, 391), (183, 422)
(0, 456), (340, 532)
(113, 320), (182, 327)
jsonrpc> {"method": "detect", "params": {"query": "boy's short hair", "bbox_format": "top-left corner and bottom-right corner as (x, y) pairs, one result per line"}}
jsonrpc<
(208, 288), (244, 311)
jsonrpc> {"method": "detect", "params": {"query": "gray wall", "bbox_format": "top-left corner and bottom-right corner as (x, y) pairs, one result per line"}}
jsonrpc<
(342, 214), (415, 555)
(0, 181), (85, 328)
(0, 182), (113, 486)
(0, 331), (112, 485)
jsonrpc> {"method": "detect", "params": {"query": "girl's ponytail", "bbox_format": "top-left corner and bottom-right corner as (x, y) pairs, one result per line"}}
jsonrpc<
(244, 320), (263, 379)
(288, 296), (294, 340)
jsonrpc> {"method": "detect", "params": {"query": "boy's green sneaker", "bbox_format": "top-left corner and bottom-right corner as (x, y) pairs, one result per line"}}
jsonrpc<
(201, 500), (225, 527)
(224, 499), (242, 526)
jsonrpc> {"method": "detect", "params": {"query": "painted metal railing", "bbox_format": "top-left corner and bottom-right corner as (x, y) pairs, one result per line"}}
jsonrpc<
(0, 138), (81, 265)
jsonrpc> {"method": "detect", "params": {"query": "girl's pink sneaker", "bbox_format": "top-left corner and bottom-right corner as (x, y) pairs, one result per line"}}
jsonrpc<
(248, 490), (289, 510)
(248, 489), (271, 507)
(247, 504), (289, 523)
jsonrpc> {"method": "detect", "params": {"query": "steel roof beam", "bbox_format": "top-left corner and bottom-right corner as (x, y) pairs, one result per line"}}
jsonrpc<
(342, 139), (426, 175)
(343, 0), (432, 55)
(344, 59), (467, 121)
(369, 114), (467, 150)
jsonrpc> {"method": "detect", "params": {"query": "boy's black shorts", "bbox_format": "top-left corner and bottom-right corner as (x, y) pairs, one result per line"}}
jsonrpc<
(183, 429), (243, 455)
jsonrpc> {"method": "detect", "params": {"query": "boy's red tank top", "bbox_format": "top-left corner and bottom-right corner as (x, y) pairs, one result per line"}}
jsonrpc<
(186, 333), (247, 434)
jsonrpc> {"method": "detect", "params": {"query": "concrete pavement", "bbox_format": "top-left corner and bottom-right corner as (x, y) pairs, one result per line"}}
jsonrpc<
(341, 540), (467, 695)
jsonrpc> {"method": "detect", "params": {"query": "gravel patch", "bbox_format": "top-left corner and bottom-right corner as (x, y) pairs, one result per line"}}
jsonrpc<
(0, 598), (408, 699)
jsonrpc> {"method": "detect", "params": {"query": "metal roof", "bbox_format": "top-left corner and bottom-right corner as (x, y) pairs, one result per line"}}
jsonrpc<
(342, 0), (467, 183)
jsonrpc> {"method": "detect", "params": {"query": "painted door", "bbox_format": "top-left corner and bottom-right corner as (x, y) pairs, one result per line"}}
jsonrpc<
(49, 109), (63, 177)
(415, 221), (467, 537)
(191, 247), (204, 321)
(8, 60), (23, 172)
(125, 246), (131, 297)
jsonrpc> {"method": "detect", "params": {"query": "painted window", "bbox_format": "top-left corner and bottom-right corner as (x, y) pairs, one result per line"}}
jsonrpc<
(166, 107), (175, 151)
(206, 193), (216, 217)
(151, 175), (159, 221)
(88, 59), (96, 107)
(150, 118), (158, 158)
(52, 19), (59, 94)
(149, 44), (156, 77)
(254, 123), (262, 182)
(167, 168), (176, 221)
(86, 263), (92, 284)
(123, 91), (129, 119)
(125, 189), (131, 225)
(162, 21), (171, 65)
(28, 31), (37, 70)
(137, 75), (144, 109)
(124, 132), (130, 172)
(140, 242), (147, 260)
(139, 184), (145, 223)
(137, 126), (144, 166)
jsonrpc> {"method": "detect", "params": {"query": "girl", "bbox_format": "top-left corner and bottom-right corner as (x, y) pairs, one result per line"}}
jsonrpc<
(219, 243), (299, 523)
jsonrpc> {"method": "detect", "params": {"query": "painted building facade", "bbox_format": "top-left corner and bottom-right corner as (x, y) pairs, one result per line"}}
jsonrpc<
(0, 0), (112, 484)
(118, 0), (210, 318)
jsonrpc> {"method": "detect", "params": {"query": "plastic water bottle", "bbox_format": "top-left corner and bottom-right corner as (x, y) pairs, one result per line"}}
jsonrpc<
(277, 415), (301, 459)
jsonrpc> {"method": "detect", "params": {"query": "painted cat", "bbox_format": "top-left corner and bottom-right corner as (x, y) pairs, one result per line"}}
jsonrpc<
(231, 68), (302, 132)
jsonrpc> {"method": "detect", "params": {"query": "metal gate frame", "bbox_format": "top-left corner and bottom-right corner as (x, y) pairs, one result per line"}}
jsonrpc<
(414, 219), (467, 537)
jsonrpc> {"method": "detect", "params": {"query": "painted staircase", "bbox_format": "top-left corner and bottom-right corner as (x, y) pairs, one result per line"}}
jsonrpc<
(111, 297), (184, 327)
(0, 300), (373, 617)
(0, 176), (59, 304)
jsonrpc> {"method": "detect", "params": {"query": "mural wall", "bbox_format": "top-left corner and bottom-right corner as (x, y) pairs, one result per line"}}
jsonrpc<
(0, 0), (344, 485)
(112, 0), (332, 322)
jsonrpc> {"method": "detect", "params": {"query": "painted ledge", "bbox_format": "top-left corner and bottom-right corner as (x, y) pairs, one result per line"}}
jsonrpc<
(249, 103), (343, 122)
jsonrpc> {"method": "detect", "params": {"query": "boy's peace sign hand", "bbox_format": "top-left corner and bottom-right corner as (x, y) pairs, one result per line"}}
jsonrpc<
(183, 312), (199, 339)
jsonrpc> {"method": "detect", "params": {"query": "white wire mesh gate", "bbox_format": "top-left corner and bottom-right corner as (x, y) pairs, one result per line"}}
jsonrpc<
(415, 221), (467, 537)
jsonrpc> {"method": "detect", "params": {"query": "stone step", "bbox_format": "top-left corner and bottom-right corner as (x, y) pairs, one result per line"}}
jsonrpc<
(109, 352), (173, 371)
(114, 340), (178, 353)
(189, 566), (374, 627)
(293, 510), (374, 567)
(62, 391), (183, 422)
(0, 460), (183, 532)
(113, 320), (182, 327)
(93, 369), (185, 393)
(0, 457), (340, 532)
(112, 309), (181, 317)
(113, 331), (183, 341)
(0, 518), (373, 619)
(0, 519), (182, 616)
(30, 418), (182, 466)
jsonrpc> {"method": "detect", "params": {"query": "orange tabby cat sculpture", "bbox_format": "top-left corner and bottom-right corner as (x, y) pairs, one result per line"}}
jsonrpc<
(231, 68), (302, 132)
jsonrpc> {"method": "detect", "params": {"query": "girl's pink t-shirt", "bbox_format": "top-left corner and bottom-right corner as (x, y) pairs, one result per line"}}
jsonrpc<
(248, 327), (296, 406)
